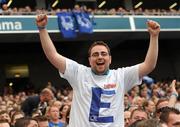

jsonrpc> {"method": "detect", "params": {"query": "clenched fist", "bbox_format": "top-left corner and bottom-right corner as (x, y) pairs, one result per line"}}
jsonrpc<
(147, 20), (160, 36)
(36, 14), (48, 28)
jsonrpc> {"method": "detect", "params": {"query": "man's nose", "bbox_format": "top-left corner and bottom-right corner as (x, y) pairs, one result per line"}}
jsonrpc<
(97, 54), (103, 58)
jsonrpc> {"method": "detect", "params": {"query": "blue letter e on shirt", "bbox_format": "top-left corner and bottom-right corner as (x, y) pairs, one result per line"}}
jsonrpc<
(89, 87), (115, 123)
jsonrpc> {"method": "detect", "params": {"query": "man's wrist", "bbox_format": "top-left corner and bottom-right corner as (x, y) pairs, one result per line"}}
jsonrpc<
(171, 92), (178, 98)
(37, 26), (46, 30)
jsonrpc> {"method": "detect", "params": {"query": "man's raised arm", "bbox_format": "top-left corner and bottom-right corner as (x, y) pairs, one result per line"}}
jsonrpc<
(36, 14), (66, 74)
(139, 20), (160, 78)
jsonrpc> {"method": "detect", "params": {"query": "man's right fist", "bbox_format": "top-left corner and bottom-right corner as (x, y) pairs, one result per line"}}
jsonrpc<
(36, 14), (48, 27)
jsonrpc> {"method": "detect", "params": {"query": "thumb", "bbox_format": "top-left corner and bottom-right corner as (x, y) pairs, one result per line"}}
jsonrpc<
(171, 80), (176, 91)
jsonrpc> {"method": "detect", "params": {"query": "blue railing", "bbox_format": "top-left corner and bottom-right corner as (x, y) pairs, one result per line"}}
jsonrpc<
(0, 15), (180, 33)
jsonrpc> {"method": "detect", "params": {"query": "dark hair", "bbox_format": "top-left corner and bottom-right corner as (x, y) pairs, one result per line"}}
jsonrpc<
(15, 118), (30, 127)
(65, 105), (71, 124)
(59, 105), (71, 124)
(15, 117), (37, 127)
(11, 111), (24, 124)
(0, 119), (9, 124)
(34, 115), (48, 122)
(130, 107), (148, 119)
(128, 120), (142, 127)
(159, 107), (180, 124)
(135, 119), (161, 127)
(88, 41), (111, 57)
(40, 88), (53, 96)
(143, 100), (149, 108)
(0, 110), (8, 115)
(155, 98), (169, 110)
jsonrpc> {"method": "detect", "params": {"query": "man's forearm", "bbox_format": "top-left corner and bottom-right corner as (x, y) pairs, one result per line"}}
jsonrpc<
(139, 35), (159, 78)
(39, 29), (57, 58)
(144, 35), (159, 70)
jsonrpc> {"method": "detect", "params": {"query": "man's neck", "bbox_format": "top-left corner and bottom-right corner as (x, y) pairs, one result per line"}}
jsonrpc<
(91, 69), (109, 75)
(51, 119), (60, 124)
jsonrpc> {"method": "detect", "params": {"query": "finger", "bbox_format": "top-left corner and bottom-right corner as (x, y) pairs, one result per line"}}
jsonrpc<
(171, 80), (176, 88)
(147, 20), (160, 29)
(37, 14), (46, 22)
(38, 14), (45, 22)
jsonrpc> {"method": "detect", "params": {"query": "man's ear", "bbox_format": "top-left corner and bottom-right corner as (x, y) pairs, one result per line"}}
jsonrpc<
(88, 57), (92, 66)
(109, 56), (112, 64)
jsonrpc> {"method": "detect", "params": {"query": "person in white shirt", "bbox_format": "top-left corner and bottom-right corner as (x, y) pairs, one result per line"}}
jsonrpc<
(36, 14), (160, 127)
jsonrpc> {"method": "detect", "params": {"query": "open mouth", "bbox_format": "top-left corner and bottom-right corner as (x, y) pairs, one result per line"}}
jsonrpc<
(96, 61), (105, 66)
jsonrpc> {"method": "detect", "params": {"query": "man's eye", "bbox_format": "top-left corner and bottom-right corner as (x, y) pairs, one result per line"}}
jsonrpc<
(92, 53), (99, 57)
(101, 52), (108, 56)
(91, 52), (108, 57)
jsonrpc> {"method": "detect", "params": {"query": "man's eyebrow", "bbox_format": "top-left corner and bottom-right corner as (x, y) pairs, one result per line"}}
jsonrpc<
(93, 51), (107, 53)
(173, 122), (180, 125)
(92, 51), (108, 54)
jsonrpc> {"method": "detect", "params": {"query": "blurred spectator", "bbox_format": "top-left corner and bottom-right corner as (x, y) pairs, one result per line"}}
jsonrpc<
(0, 120), (10, 127)
(52, 100), (63, 111)
(46, 81), (57, 97)
(140, 84), (149, 99)
(59, 105), (71, 124)
(73, 4), (81, 12)
(135, 118), (163, 127)
(124, 94), (131, 111)
(175, 83), (180, 111)
(129, 108), (148, 126)
(34, 115), (49, 127)
(132, 96), (145, 108)
(15, 117), (38, 127)
(124, 111), (131, 127)
(143, 76), (154, 85)
(155, 98), (169, 118)
(32, 110), (42, 118)
(48, 106), (64, 127)
(21, 88), (54, 117)
(143, 100), (155, 118)
(0, 111), (11, 123)
(11, 111), (24, 127)
(160, 107), (180, 127)
(1, 4), (11, 15)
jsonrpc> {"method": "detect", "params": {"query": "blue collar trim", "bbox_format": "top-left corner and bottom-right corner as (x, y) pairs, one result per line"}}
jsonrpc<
(91, 69), (109, 75)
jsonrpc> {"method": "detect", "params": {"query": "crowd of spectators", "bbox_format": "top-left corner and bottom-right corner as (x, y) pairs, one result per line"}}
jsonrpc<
(0, 82), (73, 127)
(0, 78), (179, 127)
(124, 79), (180, 127)
(1, 3), (180, 16)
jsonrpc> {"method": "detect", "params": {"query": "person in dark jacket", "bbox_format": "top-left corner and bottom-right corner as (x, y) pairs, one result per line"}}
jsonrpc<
(21, 88), (54, 117)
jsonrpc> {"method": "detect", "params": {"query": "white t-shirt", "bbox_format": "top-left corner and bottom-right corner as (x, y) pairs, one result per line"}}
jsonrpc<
(60, 59), (142, 127)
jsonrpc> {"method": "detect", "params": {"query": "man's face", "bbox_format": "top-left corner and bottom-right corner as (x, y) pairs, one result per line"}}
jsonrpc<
(124, 111), (131, 127)
(89, 45), (111, 75)
(0, 113), (11, 123)
(130, 110), (148, 124)
(49, 107), (59, 121)
(44, 91), (54, 102)
(167, 113), (180, 127)
(124, 96), (129, 106)
(147, 101), (155, 113)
